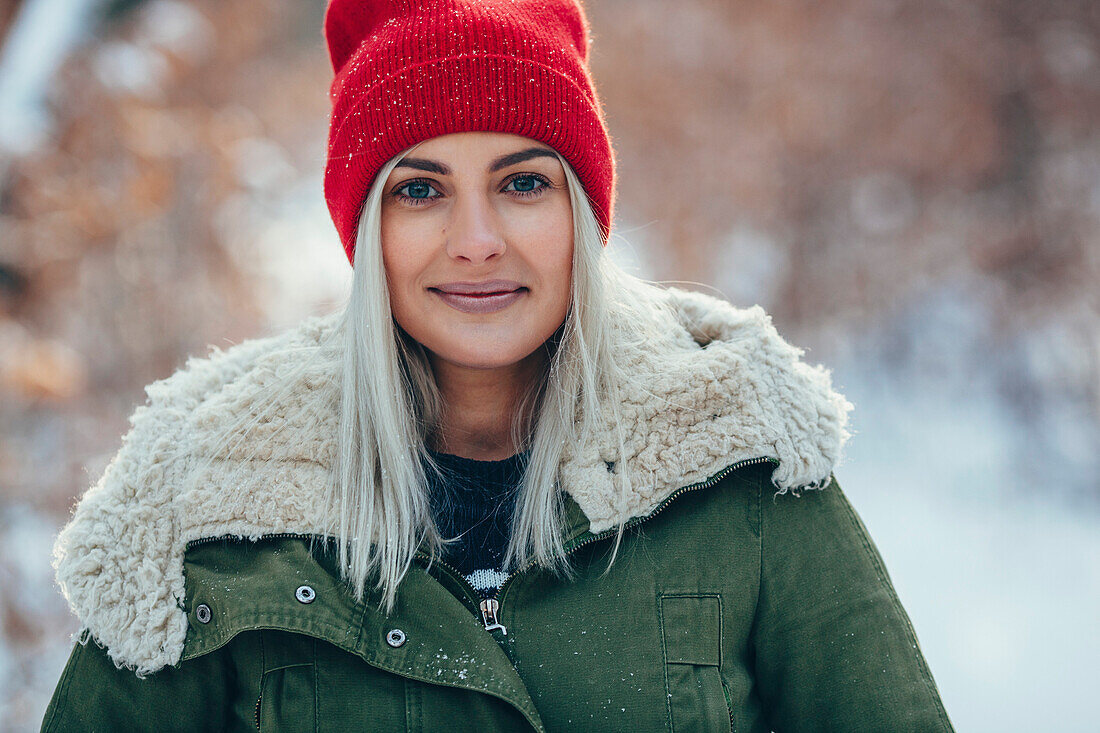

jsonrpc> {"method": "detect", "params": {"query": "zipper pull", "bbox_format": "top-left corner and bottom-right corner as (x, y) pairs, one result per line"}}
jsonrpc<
(479, 598), (508, 635)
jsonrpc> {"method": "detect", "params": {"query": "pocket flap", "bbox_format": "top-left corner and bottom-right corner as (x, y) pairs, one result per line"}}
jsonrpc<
(659, 594), (721, 666)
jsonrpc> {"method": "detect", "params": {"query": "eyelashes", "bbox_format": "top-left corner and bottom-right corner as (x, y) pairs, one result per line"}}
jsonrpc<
(391, 173), (553, 207)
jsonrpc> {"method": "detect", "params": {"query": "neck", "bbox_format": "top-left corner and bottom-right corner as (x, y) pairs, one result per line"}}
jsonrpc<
(428, 350), (546, 461)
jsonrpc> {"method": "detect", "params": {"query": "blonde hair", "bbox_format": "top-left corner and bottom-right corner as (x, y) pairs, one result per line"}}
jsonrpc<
(187, 140), (677, 614)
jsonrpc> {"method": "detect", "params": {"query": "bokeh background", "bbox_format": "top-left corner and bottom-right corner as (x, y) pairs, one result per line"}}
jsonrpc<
(2, 0), (1098, 730)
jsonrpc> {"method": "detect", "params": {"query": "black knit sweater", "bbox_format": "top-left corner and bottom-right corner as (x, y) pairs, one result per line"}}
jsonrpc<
(425, 448), (529, 599)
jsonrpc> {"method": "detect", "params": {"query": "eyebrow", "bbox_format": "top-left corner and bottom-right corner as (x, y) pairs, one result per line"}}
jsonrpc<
(394, 146), (558, 175)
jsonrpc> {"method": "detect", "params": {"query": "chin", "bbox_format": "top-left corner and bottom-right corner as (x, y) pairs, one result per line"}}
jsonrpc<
(434, 342), (536, 371)
(419, 326), (546, 368)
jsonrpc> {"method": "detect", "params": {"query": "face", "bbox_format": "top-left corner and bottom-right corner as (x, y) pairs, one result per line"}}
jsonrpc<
(379, 132), (574, 373)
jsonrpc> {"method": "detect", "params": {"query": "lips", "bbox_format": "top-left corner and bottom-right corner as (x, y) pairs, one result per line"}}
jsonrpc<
(433, 279), (524, 295)
(430, 281), (527, 314)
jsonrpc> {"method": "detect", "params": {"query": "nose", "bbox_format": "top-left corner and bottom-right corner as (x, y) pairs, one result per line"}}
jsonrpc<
(443, 191), (506, 264)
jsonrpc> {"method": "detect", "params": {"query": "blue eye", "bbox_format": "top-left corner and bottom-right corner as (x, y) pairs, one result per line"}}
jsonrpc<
(504, 174), (550, 197)
(394, 179), (441, 205)
(392, 173), (552, 207)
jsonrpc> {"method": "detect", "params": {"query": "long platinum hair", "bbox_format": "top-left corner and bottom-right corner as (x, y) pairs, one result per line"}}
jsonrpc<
(184, 140), (677, 615)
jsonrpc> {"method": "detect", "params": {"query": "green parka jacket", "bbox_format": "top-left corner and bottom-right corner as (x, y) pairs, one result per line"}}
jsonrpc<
(43, 289), (955, 732)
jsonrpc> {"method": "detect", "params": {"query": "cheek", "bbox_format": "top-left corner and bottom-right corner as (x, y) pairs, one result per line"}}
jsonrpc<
(551, 226), (574, 293)
(380, 238), (424, 324)
(381, 212), (435, 282)
(541, 245), (574, 323)
(539, 202), (574, 306)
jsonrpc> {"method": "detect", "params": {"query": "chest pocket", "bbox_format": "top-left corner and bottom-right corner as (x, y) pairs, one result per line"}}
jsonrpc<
(659, 594), (732, 732)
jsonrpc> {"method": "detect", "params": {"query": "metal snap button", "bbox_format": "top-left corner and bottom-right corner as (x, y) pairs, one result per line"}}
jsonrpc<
(195, 604), (212, 624)
(385, 629), (406, 648)
(295, 585), (316, 604)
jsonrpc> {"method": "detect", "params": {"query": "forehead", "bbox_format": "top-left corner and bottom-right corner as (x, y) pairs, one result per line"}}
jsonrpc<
(412, 131), (547, 155)
(392, 132), (561, 176)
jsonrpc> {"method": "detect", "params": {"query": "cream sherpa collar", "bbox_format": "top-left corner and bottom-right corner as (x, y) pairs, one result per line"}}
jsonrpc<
(52, 288), (851, 675)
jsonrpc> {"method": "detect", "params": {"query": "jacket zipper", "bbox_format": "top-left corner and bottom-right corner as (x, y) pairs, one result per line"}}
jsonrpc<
(186, 531), (316, 551)
(410, 556), (506, 634)
(479, 456), (777, 636)
(722, 679), (735, 733)
(479, 598), (507, 634)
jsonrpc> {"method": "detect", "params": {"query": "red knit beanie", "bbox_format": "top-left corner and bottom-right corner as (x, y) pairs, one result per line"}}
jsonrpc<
(323, 0), (616, 266)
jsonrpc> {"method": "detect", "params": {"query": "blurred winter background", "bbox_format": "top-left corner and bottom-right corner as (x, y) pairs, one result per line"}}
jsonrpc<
(1, 0), (1097, 729)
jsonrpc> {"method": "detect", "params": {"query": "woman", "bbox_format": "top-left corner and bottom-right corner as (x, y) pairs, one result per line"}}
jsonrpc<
(42, 0), (955, 731)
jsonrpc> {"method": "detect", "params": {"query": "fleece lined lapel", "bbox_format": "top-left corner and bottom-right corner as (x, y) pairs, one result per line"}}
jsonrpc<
(559, 289), (851, 532)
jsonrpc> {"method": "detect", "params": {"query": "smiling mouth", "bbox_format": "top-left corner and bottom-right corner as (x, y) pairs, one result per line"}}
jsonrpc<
(436, 289), (517, 296)
(429, 287), (527, 314)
